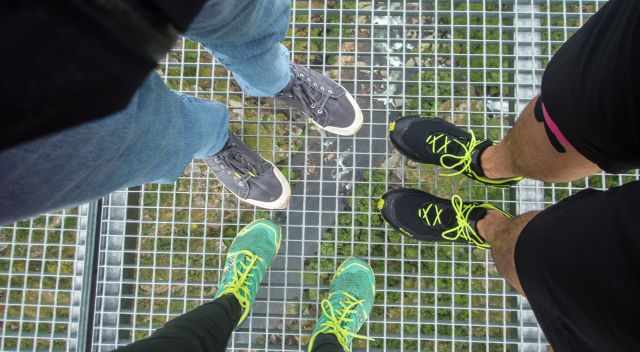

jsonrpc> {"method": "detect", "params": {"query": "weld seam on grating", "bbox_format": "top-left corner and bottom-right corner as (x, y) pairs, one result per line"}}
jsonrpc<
(93, 191), (128, 351)
(514, 2), (548, 352)
(69, 203), (91, 352)
(76, 200), (102, 352)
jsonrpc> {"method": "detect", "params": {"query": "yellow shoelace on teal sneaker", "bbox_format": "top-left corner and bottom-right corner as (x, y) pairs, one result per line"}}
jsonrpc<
(217, 249), (263, 324)
(308, 291), (373, 352)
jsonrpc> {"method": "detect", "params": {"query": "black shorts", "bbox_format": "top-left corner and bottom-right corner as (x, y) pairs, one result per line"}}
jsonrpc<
(515, 181), (640, 351)
(538, 0), (640, 173)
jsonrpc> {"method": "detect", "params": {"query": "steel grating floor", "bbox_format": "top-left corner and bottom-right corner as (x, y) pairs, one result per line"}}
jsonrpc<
(2, 1), (633, 351)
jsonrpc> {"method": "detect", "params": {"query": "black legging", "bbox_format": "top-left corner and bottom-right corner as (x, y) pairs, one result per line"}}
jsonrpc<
(114, 294), (344, 352)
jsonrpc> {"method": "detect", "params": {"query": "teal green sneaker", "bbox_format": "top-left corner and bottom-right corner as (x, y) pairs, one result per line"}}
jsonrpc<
(308, 257), (376, 352)
(214, 219), (281, 324)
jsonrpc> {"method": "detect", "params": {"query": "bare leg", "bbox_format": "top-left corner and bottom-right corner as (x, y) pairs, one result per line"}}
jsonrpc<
(480, 97), (600, 183)
(476, 210), (540, 296)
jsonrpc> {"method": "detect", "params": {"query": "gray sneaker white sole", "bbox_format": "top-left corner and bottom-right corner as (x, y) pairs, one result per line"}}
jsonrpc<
(309, 89), (363, 136)
(223, 161), (291, 210)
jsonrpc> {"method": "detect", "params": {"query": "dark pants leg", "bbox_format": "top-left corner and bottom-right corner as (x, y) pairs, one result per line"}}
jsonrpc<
(114, 295), (241, 352)
(311, 334), (345, 352)
(114, 294), (347, 352)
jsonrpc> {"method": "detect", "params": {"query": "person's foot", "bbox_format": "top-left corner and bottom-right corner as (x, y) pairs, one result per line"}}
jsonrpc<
(389, 116), (522, 187)
(206, 132), (290, 209)
(277, 64), (363, 136)
(378, 188), (510, 249)
(214, 219), (282, 324)
(307, 257), (375, 352)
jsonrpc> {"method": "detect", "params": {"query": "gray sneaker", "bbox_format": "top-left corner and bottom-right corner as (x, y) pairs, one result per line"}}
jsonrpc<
(277, 64), (363, 136)
(206, 133), (291, 209)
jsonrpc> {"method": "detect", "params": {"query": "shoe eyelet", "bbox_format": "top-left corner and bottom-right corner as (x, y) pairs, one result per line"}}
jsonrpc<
(317, 109), (323, 114)
(311, 104), (316, 108)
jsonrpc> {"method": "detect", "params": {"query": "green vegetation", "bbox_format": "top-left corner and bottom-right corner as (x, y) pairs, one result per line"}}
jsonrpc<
(0, 211), (78, 351)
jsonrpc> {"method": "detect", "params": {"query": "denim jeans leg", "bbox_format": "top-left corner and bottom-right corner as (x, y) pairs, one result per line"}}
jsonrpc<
(0, 73), (229, 224)
(185, 0), (293, 96)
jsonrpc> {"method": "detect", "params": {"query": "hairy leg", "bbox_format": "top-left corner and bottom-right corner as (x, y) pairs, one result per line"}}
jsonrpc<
(480, 97), (600, 183)
(476, 210), (540, 296)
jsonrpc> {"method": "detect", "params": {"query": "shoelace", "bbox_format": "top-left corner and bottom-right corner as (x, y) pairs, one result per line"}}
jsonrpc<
(440, 195), (493, 249)
(313, 291), (373, 352)
(427, 132), (524, 185)
(217, 146), (263, 181)
(218, 250), (263, 323)
(426, 131), (482, 177)
(287, 69), (334, 125)
(418, 203), (443, 226)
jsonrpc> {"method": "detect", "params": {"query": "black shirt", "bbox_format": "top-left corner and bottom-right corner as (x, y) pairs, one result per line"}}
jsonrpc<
(541, 0), (640, 172)
(0, 1), (205, 151)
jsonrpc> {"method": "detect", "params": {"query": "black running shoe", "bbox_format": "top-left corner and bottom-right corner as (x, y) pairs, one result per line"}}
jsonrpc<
(389, 116), (522, 187)
(378, 188), (510, 249)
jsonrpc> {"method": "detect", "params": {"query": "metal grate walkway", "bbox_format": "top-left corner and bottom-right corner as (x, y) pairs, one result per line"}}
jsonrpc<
(3, 1), (633, 351)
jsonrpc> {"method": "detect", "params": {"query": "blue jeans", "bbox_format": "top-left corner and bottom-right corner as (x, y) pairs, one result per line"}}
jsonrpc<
(0, 0), (292, 224)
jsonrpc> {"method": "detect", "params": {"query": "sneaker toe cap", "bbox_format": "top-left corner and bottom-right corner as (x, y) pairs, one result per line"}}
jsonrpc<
(389, 116), (432, 161)
(380, 189), (443, 241)
(247, 168), (286, 202)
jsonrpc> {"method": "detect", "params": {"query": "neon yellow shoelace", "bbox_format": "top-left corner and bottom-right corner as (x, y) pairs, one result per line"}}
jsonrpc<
(418, 195), (509, 249)
(217, 249), (262, 324)
(440, 195), (490, 249)
(426, 132), (523, 185)
(309, 291), (373, 352)
(418, 203), (443, 226)
(426, 132), (482, 177)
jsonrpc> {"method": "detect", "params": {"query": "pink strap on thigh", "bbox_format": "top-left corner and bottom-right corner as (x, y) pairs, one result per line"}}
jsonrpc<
(541, 101), (574, 150)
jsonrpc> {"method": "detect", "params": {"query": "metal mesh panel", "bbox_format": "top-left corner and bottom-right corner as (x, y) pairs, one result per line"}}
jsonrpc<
(1, 207), (88, 351)
(91, 1), (609, 351)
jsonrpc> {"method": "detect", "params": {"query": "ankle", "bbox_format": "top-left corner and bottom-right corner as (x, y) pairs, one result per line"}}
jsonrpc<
(310, 333), (343, 352)
(480, 145), (517, 179)
(217, 293), (243, 325)
(476, 210), (509, 243)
